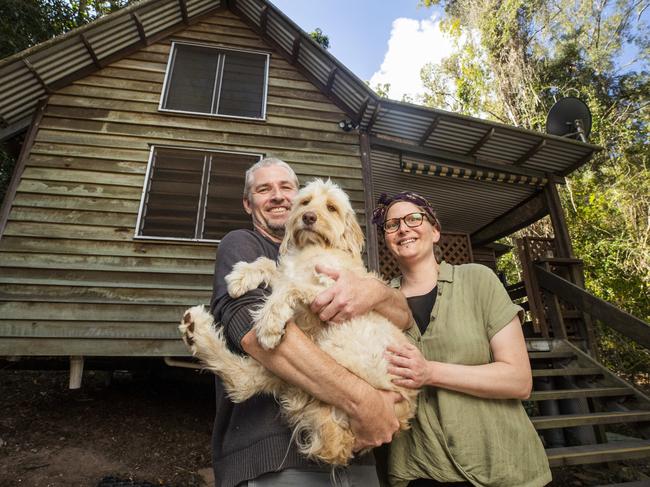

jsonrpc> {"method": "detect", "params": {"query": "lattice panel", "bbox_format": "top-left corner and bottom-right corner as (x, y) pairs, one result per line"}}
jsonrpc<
(515, 237), (584, 338)
(378, 232), (474, 281)
(439, 232), (474, 265)
(378, 245), (402, 282)
(522, 237), (556, 260)
(528, 238), (580, 338)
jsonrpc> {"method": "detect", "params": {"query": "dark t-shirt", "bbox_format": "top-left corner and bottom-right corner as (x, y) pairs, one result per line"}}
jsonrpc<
(406, 286), (438, 335)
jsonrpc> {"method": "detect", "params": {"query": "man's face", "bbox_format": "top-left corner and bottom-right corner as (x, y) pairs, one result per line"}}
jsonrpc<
(243, 165), (298, 243)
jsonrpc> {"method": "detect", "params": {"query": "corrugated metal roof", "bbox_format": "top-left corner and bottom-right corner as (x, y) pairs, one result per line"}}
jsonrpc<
(0, 0), (219, 137)
(0, 0), (600, 237)
(372, 151), (536, 234)
(359, 101), (599, 177)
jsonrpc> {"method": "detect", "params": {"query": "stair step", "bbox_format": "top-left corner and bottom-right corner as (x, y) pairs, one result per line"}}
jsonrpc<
(595, 482), (650, 487)
(532, 411), (650, 429)
(532, 367), (603, 377)
(536, 257), (584, 265)
(546, 439), (650, 467)
(562, 310), (583, 319)
(530, 387), (633, 401)
(529, 351), (576, 359)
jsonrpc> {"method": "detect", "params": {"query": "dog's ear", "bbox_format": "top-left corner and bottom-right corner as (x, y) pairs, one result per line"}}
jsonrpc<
(279, 211), (299, 255)
(341, 209), (365, 259)
(279, 229), (294, 255)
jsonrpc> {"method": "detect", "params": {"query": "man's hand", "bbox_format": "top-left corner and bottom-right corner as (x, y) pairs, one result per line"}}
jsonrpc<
(310, 265), (381, 324)
(349, 388), (403, 451)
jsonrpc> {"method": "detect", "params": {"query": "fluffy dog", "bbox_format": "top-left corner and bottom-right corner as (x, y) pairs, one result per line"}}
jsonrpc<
(180, 179), (417, 465)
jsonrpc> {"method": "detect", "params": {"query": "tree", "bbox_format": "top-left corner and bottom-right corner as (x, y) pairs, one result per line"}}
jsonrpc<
(0, 0), (133, 59)
(0, 0), (76, 59)
(310, 27), (330, 49)
(369, 81), (391, 98)
(419, 0), (650, 380)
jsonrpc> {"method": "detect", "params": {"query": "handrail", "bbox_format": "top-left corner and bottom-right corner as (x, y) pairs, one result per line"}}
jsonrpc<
(506, 280), (527, 300)
(534, 265), (650, 349)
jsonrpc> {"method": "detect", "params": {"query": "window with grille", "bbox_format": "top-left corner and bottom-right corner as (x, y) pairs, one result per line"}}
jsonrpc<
(136, 147), (261, 242)
(160, 42), (269, 119)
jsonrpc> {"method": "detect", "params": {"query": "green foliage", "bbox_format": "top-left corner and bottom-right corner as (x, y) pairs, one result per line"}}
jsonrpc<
(0, 0), (76, 58)
(0, 0), (135, 59)
(419, 0), (649, 380)
(596, 323), (650, 393)
(310, 28), (330, 49)
(365, 81), (391, 98)
(68, 1), (134, 23)
(374, 82), (391, 98)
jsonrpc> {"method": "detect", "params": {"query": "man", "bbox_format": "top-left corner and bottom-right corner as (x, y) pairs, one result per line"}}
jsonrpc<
(210, 158), (412, 486)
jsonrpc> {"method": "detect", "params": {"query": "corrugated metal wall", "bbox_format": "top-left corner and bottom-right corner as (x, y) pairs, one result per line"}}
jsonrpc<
(0, 8), (362, 356)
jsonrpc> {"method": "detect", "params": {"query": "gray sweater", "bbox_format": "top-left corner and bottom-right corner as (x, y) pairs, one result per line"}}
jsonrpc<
(209, 229), (324, 486)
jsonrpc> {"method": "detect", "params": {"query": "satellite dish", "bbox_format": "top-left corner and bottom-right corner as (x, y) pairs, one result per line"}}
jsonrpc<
(546, 97), (592, 143)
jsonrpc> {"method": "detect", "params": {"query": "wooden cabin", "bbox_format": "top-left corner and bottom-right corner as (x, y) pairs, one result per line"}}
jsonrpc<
(1, 0), (649, 478)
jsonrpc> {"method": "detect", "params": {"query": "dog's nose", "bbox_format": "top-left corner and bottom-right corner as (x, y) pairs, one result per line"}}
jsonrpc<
(302, 211), (317, 226)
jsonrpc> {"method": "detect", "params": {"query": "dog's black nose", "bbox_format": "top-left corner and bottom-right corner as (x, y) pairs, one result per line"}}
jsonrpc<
(302, 211), (317, 225)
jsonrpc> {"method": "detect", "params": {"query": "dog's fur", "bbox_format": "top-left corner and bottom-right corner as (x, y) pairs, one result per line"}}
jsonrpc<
(180, 179), (418, 465)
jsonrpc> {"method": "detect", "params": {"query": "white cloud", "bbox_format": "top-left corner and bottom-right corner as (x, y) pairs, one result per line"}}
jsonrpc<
(369, 15), (455, 101)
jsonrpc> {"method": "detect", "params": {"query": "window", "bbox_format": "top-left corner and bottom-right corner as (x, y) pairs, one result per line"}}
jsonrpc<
(136, 147), (261, 241)
(160, 42), (269, 119)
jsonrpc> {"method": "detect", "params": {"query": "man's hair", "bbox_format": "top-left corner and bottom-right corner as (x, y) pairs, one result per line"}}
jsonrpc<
(243, 157), (300, 201)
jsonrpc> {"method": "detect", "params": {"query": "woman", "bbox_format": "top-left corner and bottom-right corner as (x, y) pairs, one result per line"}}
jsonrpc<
(372, 192), (551, 487)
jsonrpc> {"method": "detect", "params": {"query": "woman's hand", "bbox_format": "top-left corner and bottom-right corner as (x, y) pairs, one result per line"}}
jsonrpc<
(384, 318), (532, 399)
(385, 343), (433, 389)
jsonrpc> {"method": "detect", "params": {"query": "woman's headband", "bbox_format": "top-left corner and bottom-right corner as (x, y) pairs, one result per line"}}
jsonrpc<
(371, 191), (441, 230)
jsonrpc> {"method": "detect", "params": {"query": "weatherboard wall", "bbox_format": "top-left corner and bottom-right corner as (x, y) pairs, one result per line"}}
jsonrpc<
(0, 8), (362, 356)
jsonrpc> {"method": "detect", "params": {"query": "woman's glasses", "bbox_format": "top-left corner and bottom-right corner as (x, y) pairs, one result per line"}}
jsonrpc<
(383, 212), (428, 233)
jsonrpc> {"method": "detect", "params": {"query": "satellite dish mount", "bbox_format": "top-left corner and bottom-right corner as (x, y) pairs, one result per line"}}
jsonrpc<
(546, 97), (592, 143)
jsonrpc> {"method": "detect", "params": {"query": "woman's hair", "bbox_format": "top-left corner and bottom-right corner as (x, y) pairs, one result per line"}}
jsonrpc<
(371, 191), (441, 231)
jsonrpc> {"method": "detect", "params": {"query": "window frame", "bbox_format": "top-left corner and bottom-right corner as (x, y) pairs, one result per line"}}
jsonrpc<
(134, 145), (263, 244)
(158, 41), (271, 121)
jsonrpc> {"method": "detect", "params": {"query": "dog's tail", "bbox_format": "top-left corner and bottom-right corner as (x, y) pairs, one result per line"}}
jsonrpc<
(281, 393), (355, 466)
(180, 305), (282, 403)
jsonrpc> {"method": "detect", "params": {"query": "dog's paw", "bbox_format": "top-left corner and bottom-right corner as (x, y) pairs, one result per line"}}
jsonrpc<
(313, 268), (336, 288)
(179, 305), (213, 353)
(255, 325), (284, 350)
(226, 262), (257, 298)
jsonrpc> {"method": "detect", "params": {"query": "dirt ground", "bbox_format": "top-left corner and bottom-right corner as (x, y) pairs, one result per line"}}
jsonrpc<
(1, 364), (649, 487)
(0, 364), (214, 487)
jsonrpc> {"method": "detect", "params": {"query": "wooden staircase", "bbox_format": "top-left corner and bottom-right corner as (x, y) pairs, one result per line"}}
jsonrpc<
(526, 338), (650, 471)
(511, 236), (650, 483)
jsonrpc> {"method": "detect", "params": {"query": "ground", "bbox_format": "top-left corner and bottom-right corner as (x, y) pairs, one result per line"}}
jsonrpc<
(1, 365), (649, 487)
(0, 364), (214, 487)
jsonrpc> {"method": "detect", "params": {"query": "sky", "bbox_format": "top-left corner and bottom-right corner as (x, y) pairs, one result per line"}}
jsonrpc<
(270, 0), (450, 101)
(270, 1), (647, 102)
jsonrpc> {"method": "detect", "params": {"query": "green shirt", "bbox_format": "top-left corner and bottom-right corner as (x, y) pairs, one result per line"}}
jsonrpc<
(387, 262), (551, 487)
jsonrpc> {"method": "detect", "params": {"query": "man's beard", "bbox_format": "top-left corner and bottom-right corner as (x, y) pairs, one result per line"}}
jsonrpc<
(267, 221), (286, 239)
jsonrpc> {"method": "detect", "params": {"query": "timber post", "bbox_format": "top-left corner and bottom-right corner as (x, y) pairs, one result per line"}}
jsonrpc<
(360, 131), (379, 272)
(542, 178), (599, 355)
(543, 179), (573, 258)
